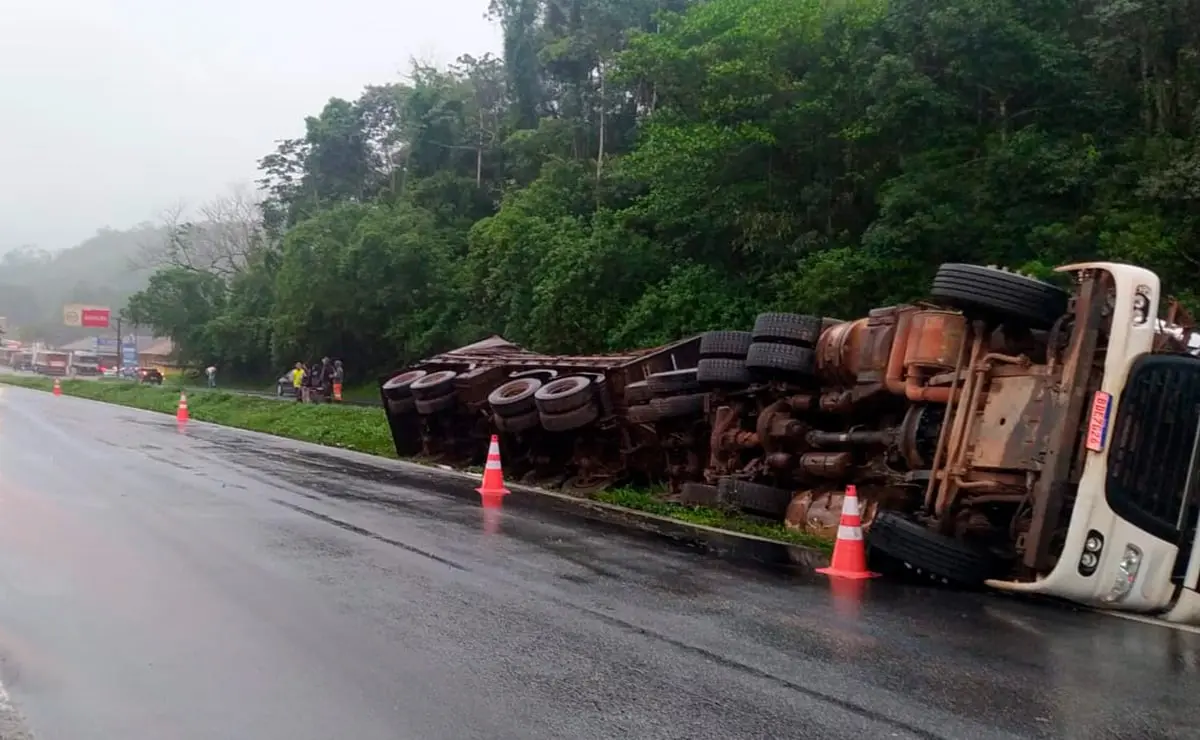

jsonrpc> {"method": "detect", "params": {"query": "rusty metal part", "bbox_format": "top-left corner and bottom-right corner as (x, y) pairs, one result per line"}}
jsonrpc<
(857, 307), (903, 385)
(755, 400), (794, 455)
(766, 452), (794, 469)
(904, 310), (967, 373)
(816, 318), (867, 385)
(885, 308), (917, 396)
(892, 310), (968, 403)
(1021, 269), (1110, 572)
(819, 391), (853, 413)
(932, 329), (988, 519)
(898, 404), (945, 469)
(798, 452), (852, 478)
(967, 374), (1048, 471)
(806, 428), (895, 447)
(786, 489), (879, 538)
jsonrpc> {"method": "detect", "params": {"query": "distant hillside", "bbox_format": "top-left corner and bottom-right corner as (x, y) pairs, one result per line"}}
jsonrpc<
(0, 225), (161, 345)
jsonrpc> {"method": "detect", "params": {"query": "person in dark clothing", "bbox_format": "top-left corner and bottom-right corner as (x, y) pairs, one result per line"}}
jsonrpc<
(332, 360), (345, 402)
(318, 357), (334, 402)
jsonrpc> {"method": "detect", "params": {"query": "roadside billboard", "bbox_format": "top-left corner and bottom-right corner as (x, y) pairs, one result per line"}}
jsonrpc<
(63, 304), (111, 328)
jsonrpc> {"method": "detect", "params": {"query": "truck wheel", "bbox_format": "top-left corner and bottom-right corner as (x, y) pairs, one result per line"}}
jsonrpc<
(410, 370), (457, 400)
(647, 368), (700, 396)
(494, 408), (540, 433)
(383, 370), (427, 399)
(697, 357), (751, 386)
(745, 342), (815, 377)
(649, 393), (707, 419)
(717, 478), (794, 519)
(540, 400), (600, 431)
(752, 313), (823, 346)
(387, 397), (416, 415)
(488, 377), (542, 417)
(624, 403), (663, 424)
(535, 376), (593, 414)
(867, 510), (1002, 586)
(624, 380), (653, 405)
(699, 331), (753, 359)
(930, 263), (1068, 330)
(415, 391), (457, 415)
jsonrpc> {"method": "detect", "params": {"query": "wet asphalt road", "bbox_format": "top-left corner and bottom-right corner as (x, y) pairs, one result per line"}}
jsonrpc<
(0, 386), (1195, 740)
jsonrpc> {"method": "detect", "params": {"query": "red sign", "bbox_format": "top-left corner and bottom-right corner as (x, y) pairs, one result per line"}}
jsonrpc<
(80, 308), (111, 328)
(1085, 391), (1113, 452)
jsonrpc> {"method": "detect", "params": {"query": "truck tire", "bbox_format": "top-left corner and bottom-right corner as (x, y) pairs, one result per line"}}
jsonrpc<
(930, 263), (1068, 330)
(383, 370), (427, 399)
(745, 342), (816, 376)
(535, 376), (593, 414)
(387, 397), (416, 415)
(716, 478), (794, 519)
(624, 380), (652, 405)
(679, 482), (720, 507)
(647, 368), (700, 396)
(488, 377), (542, 417)
(415, 391), (457, 415)
(410, 370), (457, 400)
(699, 331), (753, 359)
(649, 393), (707, 419)
(625, 403), (662, 424)
(697, 357), (751, 386)
(752, 313), (822, 346)
(494, 408), (540, 433)
(868, 510), (1002, 586)
(540, 400), (600, 431)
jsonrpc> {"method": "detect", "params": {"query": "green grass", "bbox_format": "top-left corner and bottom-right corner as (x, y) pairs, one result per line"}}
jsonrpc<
(596, 487), (833, 552)
(1, 374), (831, 552)
(0, 376), (396, 457)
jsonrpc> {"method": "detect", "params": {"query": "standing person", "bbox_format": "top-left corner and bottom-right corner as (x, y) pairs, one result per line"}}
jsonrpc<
(291, 362), (304, 402)
(332, 360), (345, 402)
(301, 362), (314, 404)
(205, 364), (217, 388)
(318, 357), (334, 403)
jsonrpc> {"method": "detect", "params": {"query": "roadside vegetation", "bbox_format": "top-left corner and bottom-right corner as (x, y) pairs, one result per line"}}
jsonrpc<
(116, 0), (1200, 388)
(0, 376), (823, 549)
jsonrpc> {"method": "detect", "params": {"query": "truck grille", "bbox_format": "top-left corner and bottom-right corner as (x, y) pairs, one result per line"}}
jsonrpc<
(1105, 354), (1200, 552)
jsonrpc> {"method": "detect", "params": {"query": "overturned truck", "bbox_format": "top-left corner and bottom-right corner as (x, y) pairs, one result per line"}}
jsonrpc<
(382, 261), (1200, 622)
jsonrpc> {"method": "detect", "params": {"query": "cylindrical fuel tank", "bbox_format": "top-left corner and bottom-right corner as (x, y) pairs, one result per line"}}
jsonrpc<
(817, 318), (866, 385)
(903, 310), (967, 373)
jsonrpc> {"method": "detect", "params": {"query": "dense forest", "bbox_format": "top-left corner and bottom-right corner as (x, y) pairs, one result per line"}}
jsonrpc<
(126, 0), (1200, 382)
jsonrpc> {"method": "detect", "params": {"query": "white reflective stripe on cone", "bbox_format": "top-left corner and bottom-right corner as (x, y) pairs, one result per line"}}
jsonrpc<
(842, 495), (860, 517)
(837, 525), (863, 541)
(485, 460), (503, 470)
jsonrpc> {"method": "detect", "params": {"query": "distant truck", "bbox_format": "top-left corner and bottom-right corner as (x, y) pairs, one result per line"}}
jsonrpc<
(31, 350), (70, 376)
(69, 351), (100, 376)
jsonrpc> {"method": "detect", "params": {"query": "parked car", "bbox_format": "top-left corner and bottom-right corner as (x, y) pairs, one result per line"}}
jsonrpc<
(138, 368), (163, 385)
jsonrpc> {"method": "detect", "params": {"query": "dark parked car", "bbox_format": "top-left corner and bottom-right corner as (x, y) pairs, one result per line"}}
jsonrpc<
(138, 368), (163, 385)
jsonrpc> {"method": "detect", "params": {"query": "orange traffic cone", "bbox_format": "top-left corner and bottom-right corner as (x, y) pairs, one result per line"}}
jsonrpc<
(53, 378), (62, 396)
(816, 485), (879, 580)
(176, 392), (189, 423)
(476, 435), (509, 496)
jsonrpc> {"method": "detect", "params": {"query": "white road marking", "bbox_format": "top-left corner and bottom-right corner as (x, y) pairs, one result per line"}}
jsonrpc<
(1090, 607), (1200, 634)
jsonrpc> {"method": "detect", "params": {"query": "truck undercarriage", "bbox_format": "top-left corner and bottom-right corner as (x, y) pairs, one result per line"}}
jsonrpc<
(380, 262), (1200, 590)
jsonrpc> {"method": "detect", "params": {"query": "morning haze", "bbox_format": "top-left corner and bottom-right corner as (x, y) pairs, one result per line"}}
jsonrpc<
(1, 0), (501, 252)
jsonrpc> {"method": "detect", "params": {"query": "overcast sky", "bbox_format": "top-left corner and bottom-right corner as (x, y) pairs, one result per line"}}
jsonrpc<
(0, 0), (501, 251)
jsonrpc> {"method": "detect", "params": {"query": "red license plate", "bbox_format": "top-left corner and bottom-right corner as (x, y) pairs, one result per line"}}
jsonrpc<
(1085, 391), (1113, 452)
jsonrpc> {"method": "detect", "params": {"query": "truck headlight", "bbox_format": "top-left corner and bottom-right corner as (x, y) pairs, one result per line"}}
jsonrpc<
(1102, 544), (1142, 603)
(1132, 293), (1150, 325)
